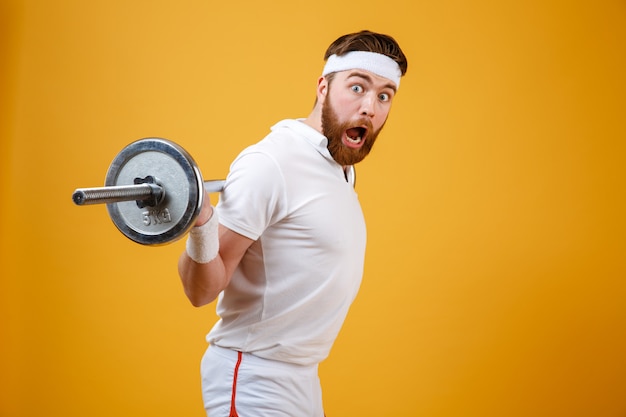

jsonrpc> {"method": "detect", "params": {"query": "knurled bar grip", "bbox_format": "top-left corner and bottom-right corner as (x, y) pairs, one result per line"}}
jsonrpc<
(72, 184), (160, 206)
(72, 180), (225, 206)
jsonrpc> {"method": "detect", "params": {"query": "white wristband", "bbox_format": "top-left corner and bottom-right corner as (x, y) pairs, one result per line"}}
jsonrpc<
(185, 208), (219, 264)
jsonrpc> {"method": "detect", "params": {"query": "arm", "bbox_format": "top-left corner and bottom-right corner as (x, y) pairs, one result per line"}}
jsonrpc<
(179, 150), (284, 306)
(177, 195), (254, 307)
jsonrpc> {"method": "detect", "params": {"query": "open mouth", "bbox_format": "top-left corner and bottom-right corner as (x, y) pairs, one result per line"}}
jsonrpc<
(344, 126), (367, 147)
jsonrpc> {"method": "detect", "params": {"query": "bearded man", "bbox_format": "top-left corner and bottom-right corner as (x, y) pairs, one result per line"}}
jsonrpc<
(178, 30), (408, 417)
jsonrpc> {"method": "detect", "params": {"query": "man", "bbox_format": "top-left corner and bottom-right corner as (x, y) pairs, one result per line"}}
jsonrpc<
(178, 30), (408, 416)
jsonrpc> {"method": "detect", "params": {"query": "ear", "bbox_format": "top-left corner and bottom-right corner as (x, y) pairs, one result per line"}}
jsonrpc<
(316, 76), (329, 102)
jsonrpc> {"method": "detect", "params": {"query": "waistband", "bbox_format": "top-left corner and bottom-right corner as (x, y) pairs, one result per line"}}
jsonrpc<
(209, 344), (318, 374)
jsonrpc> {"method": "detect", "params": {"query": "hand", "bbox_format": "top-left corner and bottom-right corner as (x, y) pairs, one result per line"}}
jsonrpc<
(194, 192), (214, 226)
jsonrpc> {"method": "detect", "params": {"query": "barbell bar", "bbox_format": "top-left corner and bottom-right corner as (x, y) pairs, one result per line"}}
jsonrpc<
(72, 180), (226, 206)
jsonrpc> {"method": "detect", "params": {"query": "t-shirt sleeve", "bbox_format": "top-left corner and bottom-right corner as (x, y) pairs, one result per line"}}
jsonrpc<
(216, 150), (287, 240)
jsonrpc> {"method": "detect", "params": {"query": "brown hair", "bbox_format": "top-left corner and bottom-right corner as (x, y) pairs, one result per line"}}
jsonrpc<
(324, 30), (408, 76)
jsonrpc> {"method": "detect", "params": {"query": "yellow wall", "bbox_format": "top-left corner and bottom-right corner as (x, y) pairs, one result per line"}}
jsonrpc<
(2, 1), (625, 416)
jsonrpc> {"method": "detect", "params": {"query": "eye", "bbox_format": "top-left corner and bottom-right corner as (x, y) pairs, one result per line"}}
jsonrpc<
(378, 92), (391, 102)
(351, 84), (364, 94)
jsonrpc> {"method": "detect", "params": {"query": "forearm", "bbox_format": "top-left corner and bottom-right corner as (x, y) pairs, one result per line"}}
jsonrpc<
(177, 199), (254, 307)
(177, 201), (225, 306)
(178, 252), (228, 307)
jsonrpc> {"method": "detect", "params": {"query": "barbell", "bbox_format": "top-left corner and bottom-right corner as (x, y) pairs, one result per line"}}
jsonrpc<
(73, 137), (357, 246)
(72, 138), (225, 246)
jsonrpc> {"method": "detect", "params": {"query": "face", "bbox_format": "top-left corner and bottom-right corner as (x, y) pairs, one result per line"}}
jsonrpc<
(320, 70), (396, 166)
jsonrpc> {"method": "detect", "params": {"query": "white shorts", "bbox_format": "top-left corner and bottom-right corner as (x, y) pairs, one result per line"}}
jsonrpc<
(200, 344), (325, 417)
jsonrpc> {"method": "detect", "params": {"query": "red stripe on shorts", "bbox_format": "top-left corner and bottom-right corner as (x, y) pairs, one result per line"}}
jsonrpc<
(229, 351), (243, 417)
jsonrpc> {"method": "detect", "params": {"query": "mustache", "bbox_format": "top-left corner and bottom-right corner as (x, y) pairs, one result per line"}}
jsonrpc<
(353, 117), (373, 132)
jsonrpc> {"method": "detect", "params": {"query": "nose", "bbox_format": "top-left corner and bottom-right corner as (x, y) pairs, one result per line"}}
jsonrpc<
(359, 93), (376, 118)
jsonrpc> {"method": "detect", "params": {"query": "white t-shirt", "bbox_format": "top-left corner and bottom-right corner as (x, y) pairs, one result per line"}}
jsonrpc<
(208, 119), (367, 366)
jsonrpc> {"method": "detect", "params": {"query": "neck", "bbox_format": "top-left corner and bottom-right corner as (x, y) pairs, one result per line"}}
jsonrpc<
(302, 103), (323, 134)
(303, 105), (348, 171)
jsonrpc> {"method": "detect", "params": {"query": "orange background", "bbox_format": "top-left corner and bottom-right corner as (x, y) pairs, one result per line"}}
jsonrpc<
(1, 1), (625, 416)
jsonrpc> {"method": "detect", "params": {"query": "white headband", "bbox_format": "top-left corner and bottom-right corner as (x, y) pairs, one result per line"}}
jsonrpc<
(322, 51), (402, 88)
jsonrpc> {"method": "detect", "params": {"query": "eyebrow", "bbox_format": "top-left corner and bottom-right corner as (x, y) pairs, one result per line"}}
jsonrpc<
(347, 71), (397, 93)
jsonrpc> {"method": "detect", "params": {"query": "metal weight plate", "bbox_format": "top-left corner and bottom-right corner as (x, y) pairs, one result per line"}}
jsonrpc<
(105, 138), (204, 245)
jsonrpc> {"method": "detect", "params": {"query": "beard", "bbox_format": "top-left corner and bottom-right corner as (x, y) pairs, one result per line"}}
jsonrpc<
(321, 95), (384, 166)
